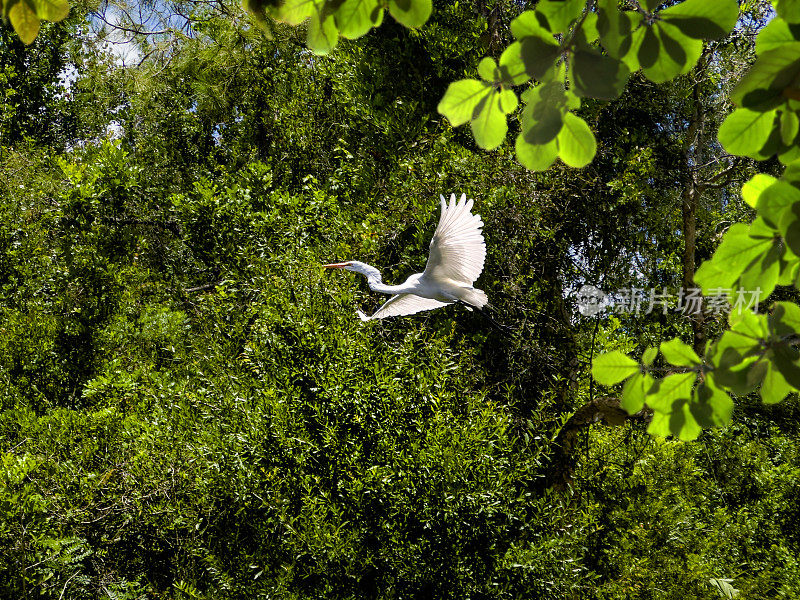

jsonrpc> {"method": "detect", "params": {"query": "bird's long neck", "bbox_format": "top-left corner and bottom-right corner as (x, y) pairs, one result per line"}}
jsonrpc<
(368, 280), (409, 295)
(350, 262), (411, 295)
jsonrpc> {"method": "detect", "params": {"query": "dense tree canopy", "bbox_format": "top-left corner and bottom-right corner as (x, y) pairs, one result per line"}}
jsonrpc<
(1, 0), (800, 598)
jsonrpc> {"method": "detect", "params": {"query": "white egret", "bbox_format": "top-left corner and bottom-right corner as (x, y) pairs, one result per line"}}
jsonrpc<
(324, 193), (489, 321)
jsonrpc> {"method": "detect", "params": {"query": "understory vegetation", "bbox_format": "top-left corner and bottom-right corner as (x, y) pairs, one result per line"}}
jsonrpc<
(1, 0), (799, 598)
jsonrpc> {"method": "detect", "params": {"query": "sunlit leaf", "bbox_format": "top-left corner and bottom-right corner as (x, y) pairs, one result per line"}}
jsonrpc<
(781, 110), (800, 145)
(694, 224), (773, 294)
(760, 360), (793, 403)
(556, 112), (596, 167)
(438, 79), (493, 127)
(755, 178), (800, 227)
(647, 373), (696, 413)
(510, 9), (554, 39)
(274, 0), (338, 53)
(693, 373), (734, 429)
(620, 372), (652, 414)
(516, 135), (558, 171)
(778, 200), (800, 256)
(659, 0), (738, 40)
(335, 0), (384, 39)
(571, 49), (630, 100)
(28, 0), (68, 21)
(732, 43), (800, 111)
(756, 18), (800, 54)
(741, 173), (779, 209)
(642, 346), (658, 366)
(520, 34), (562, 80)
(535, 0), (584, 33)
(597, 0), (643, 70)
(7, 0), (41, 44)
(660, 338), (701, 367)
(498, 42), (531, 86)
(718, 109), (777, 157)
(388, 0), (432, 28)
(592, 350), (639, 385)
(635, 22), (703, 84)
(769, 301), (800, 337)
(776, 0), (800, 24)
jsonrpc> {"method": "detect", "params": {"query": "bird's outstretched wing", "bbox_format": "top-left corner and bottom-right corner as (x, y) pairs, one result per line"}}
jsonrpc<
(423, 193), (486, 285)
(358, 294), (450, 321)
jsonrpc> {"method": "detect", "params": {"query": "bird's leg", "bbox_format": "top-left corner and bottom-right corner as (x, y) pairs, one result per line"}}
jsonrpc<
(458, 301), (513, 335)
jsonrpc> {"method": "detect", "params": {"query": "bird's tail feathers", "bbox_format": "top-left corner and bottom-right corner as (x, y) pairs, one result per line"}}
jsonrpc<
(356, 309), (372, 322)
(461, 288), (488, 309)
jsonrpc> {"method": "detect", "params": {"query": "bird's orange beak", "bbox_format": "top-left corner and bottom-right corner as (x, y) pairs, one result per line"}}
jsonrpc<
(323, 262), (349, 269)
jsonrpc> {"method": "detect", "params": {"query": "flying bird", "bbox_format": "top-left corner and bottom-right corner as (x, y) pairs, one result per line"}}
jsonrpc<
(324, 193), (488, 321)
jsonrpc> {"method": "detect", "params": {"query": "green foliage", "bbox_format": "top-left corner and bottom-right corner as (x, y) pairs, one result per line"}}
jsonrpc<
(0, 0), (69, 44)
(246, 0), (432, 54)
(438, 0), (739, 169)
(589, 0), (800, 440)
(4, 0), (800, 597)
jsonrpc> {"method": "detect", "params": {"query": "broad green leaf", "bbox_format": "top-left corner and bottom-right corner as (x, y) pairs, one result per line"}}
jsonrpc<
(695, 224), (773, 294)
(718, 109), (777, 157)
(498, 88), (518, 113)
(642, 346), (658, 366)
(776, 0), (800, 24)
(779, 138), (800, 164)
(771, 343), (800, 388)
(516, 135), (558, 171)
(520, 35), (562, 80)
(778, 201), (800, 256)
(470, 91), (514, 150)
(498, 42), (531, 86)
(592, 350), (639, 385)
(580, 11), (599, 43)
(535, 0), (584, 33)
(29, 0), (68, 21)
(597, 0), (642, 70)
(511, 10), (554, 39)
(749, 216), (777, 239)
(557, 112), (596, 168)
(693, 373), (734, 428)
(781, 110), (800, 146)
(732, 43), (800, 111)
(769, 301), (800, 337)
(7, 0), (40, 44)
(756, 179), (800, 227)
(571, 49), (630, 100)
(520, 82), (569, 144)
(709, 326), (764, 395)
(761, 360), (793, 403)
(622, 372), (654, 413)
(438, 79), (493, 127)
(478, 57), (498, 82)
(659, 0), (738, 40)
(741, 173), (779, 209)
(333, 0), (383, 38)
(660, 338), (701, 367)
(778, 253), (800, 285)
(694, 259), (738, 292)
(738, 240), (781, 300)
(275, 0), (338, 53)
(729, 308), (769, 340)
(636, 22), (703, 83)
(646, 372), (695, 413)
(388, 0), (431, 28)
(756, 18), (800, 54)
